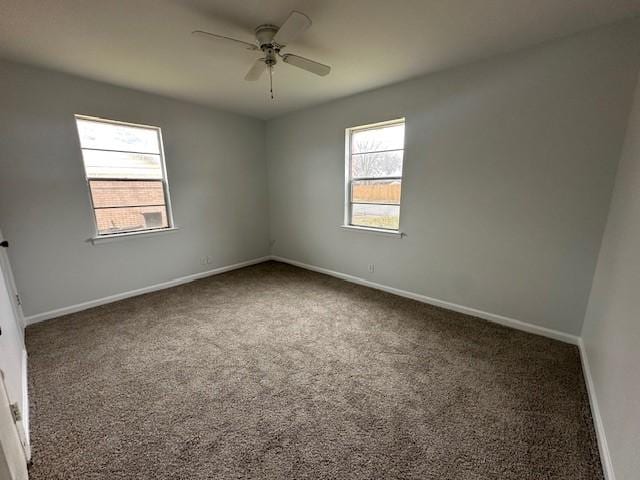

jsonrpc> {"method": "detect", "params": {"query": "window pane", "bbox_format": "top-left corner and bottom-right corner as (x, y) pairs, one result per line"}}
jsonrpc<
(352, 179), (401, 205)
(351, 150), (403, 178)
(351, 123), (404, 154)
(82, 150), (163, 179)
(351, 204), (400, 230)
(94, 206), (168, 235)
(76, 118), (160, 154)
(90, 180), (166, 208)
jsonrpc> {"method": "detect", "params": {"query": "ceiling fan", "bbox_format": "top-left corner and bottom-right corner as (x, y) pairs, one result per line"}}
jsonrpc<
(192, 11), (331, 99)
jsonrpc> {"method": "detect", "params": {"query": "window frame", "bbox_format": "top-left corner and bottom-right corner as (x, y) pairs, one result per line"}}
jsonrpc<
(74, 114), (175, 240)
(344, 118), (405, 233)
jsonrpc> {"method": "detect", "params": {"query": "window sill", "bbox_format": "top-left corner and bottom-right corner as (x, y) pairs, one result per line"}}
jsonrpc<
(89, 226), (179, 245)
(340, 225), (405, 238)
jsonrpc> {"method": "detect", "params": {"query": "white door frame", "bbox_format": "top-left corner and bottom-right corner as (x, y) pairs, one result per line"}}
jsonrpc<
(0, 228), (25, 337)
(0, 226), (29, 454)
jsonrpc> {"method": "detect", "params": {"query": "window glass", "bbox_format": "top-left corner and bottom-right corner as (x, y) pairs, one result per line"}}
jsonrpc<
(75, 116), (173, 236)
(347, 119), (405, 231)
(351, 204), (400, 230)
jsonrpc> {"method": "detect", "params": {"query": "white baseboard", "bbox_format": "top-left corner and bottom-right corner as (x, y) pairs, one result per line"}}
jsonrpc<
(26, 254), (580, 344)
(24, 256), (271, 325)
(578, 339), (614, 480)
(270, 255), (579, 345)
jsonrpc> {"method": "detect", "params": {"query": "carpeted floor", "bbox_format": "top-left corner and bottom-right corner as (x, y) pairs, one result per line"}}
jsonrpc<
(26, 261), (603, 479)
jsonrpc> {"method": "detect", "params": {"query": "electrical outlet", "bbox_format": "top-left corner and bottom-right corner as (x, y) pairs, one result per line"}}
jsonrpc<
(368, 264), (375, 273)
(206, 256), (212, 264)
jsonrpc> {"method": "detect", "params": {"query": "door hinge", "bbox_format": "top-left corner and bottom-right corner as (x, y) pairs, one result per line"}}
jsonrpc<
(15, 294), (22, 306)
(10, 403), (22, 423)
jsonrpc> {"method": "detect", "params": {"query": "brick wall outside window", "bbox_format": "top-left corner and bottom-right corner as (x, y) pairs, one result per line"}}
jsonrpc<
(89, 180), (168, 233)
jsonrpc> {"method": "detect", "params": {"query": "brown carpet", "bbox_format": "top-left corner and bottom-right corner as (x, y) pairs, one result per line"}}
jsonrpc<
(26, 261), (603, 479)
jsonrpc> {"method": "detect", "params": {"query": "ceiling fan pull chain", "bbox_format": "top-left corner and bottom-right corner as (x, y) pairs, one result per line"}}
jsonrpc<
(269, 64), (274, 99)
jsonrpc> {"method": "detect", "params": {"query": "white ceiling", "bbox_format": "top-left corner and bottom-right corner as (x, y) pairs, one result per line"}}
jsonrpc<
(2, 0), (639, 119)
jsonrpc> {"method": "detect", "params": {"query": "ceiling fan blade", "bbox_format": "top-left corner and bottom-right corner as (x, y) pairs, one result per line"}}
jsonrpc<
(192, 30), (258, 51)
(273, 11), (311, 45)
(245, 59), (267, 81)
(282, 54), (331, 77)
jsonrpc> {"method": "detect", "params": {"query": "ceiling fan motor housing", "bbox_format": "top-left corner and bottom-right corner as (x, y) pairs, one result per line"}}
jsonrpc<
(255, 25), (280, 65)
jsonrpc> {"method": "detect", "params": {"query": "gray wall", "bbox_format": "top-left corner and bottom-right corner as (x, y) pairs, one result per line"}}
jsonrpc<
(581, 73), (640, 480)
(266, 20), (640, 336)
(0, 60), (270, 317)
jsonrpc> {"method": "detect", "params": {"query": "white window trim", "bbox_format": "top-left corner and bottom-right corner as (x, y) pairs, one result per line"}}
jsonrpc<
(344, 117), (406, 235)
(74, 114), (176, 241)
(340, 224), (404, 237)
(89, 226), (180, 245)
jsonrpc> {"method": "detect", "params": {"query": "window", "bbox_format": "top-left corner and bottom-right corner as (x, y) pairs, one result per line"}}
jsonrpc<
(74, 115), (174, 237)
(345, 118), (405, 231)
